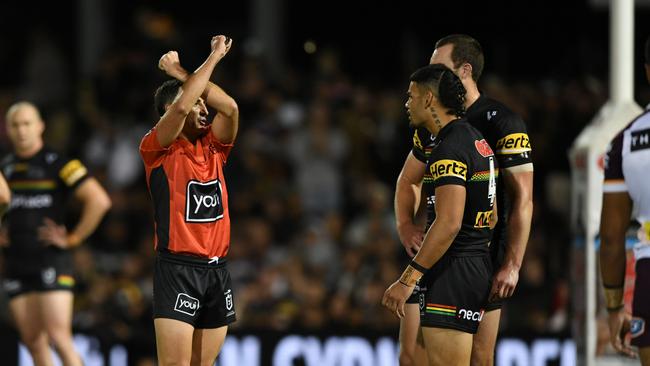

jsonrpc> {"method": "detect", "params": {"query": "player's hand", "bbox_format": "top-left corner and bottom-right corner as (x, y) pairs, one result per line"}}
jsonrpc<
(607, 309), (638, 358)
(211, 35), (232, 58)
(489, 262), (519, 302)
(397, 222), (424, 257)
(158, 51), (188, 81)
(38, 218), (69, 249)
(382, 280), (414, 318)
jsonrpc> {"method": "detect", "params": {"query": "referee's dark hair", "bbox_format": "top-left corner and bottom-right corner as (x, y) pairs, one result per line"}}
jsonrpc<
(410, 64), (467, 118)
(435, 34), (484, 83)
(154, 79), (183, 117)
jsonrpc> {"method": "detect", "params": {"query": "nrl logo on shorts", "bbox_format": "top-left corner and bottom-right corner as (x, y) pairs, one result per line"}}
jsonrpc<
(224, 289), (233, 311)
(174, 293), (200, 316)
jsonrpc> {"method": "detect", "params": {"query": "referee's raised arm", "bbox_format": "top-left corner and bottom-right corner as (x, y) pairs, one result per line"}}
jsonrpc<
(155, 35), (232, 148)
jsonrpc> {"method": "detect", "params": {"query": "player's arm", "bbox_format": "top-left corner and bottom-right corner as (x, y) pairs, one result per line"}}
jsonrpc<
(155, 36), (232, 148)
(495, 165), (533, 299)
(411, 184), (465, 268)
(600, 192), (630, 294)
(383, 183), (465, 318)
(66, 178), (112, 246)
(395, 151), (426, 257)
(158, 49), (239, 144)
(0, 172), (10, 218)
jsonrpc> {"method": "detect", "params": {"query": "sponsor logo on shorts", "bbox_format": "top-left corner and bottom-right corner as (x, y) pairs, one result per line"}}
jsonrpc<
(174, 293), (200, 316)
(185, 179), (224, 223)
(495, 133), (531, 155)
(430, 160), (467, 181)
(425, 303), (457, 317)
(474, 210), (494, 228)
(2, 279), (21, 293)
(457, 308), (484, 322)
(631, 317), (646, 338)
(225, 289), (234, 311)
(42, 267), (56, 285)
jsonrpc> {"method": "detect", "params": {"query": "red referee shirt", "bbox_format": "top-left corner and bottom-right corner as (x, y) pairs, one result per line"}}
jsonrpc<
(139, 128), (232, 258)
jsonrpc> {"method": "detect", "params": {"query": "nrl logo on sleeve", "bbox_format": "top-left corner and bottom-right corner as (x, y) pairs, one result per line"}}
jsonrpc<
(495, 133), (531, 155)
(430, 159), (467, 181)
(186, 179), (224, 222)
(174, 293), (200, 316)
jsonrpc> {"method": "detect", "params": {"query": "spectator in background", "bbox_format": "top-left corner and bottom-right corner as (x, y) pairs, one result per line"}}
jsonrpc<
(0, 101), (111, 366)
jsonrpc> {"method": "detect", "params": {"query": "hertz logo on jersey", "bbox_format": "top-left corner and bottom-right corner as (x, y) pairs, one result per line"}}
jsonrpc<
(495, 133), (531, 155)
(430, 160), (467, 181)
(474, 210), (494, 228)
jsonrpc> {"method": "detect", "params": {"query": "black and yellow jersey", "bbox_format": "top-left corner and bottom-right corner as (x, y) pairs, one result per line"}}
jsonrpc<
(421, 120), (497, 255)
(465, 95), (531, 261)
(0, 148), (89, 273)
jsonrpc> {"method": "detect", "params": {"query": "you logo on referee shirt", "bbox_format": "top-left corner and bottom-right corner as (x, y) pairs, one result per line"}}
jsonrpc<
(186, 179), (224, 222)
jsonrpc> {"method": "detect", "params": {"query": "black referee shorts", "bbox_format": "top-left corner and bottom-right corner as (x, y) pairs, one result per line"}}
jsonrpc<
(153, 251), (236, 329)
(420, 253), (491, 334)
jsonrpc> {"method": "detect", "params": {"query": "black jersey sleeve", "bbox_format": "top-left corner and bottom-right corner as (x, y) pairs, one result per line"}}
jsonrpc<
(493, 112), (532, 169)
(411, 128), (429, 163)
(429, 140), (470, 188)
(53, 155), (90, 191)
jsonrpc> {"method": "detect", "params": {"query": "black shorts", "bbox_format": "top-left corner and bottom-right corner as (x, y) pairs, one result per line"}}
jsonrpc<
(406, 279), (427, 306)
(153, 251), (236, 329)
(420, 254), (491, 334)
(2, 252), (75, 299)
(631, 258), (650, 348)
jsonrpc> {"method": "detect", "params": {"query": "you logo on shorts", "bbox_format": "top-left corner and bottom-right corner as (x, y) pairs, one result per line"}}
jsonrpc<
(174, 293), (200, 316)
(185, 179), (224, 222)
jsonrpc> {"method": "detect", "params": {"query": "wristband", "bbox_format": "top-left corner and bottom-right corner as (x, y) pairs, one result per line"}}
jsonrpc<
(603, 287), (624, 312)
(67, 233), (82, 248)
(409, 260), (429, 274)
(399, 261), (428, 287)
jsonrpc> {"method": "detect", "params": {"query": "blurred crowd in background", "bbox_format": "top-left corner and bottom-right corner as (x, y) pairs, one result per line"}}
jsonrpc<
(1, 1), (650, 363)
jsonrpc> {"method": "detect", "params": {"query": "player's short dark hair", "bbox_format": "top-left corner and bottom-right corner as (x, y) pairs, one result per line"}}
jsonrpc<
(645, 35), (650, 65)
(154, 79), (183, 117)
(435, 34), (484, 82)
(410, 64), (467, 117)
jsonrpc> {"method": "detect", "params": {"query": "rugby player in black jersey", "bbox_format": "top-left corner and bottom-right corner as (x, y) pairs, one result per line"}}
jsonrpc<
(1, 102), (111, 366)
(383, 64), (498, 365)
(394, 34), (533, 366)
(600, 35), (650, 364)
